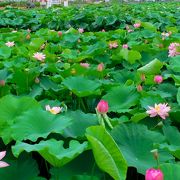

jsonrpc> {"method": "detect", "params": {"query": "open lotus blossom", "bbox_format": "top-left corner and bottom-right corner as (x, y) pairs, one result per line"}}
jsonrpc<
(145, 168), (164, 180)
(122, 44), (128, 49)
(126, 25), (134, 33)
(161, 32), (171, 40)
(97, 63), (104, 72)
(154, 75), (163, 84)
(109, 41), (118, 49)
(27, 29), (31, 33)
(11, 30), (17, 33)
(45, 105), (62, 115)
(168, 42), (180, 57)
(80, 63), (90, 68)
(97, 100), (109, 114)
(33, 52), (46, 62)
(133, 23), (141, 28)
(0, 151), (9, 168)
(128, 29), (134, 33)
(146, 103), (171, 120)
(5, 41), (15, 47)
(78, 28), (84, 33)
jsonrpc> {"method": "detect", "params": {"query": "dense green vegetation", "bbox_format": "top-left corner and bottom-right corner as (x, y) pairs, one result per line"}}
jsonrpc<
(0, 2), (179, 180)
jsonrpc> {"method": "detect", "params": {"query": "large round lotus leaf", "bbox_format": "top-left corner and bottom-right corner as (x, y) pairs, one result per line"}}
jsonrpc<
(160, 163), (180, 180)
(111, 123), (173, 174)
(12, 139), (88, 167)
(103, 85), (139, 113)
(62, 76), (101, 97)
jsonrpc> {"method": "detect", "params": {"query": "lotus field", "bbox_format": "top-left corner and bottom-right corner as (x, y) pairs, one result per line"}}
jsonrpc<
(0, 2), (180, 180)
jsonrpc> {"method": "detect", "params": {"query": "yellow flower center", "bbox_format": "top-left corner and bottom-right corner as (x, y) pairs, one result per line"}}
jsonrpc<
(49, 109), (57, 114)
(155, 105), (160, 112)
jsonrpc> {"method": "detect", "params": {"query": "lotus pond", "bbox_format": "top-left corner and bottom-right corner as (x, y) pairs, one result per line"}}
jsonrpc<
(0, 2), (180, 180)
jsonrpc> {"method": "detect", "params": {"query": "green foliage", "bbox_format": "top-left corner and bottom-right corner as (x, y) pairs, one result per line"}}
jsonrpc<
(103, 85), (139, 113)
(0, 154), (40, 180)
(160, 163), (180, 180)
(12, 139), (88, 167)
(62, 76), (101, 97)
(86, 126), (127, 180)
(0, 2), (179, 179)
(111, 123), (173, 174)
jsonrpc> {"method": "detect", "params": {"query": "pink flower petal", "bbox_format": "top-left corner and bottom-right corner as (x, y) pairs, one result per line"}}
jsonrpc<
(0, 151), (6, 160)
(0, 161), (9, 168)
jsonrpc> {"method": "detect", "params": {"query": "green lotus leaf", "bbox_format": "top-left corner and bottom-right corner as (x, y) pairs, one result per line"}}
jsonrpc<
(63, 110), (98, 138)
(11, 108), (72, 142)
(111, 123), (173, 174)
(103, 85), (139, 113)
(62, 76), (101, 97)
(120, 49), (141, 64)
(158, 126), (180, 159)
(0, 46), (11, 59)
(168, 56), (180, 73)
(160, 163), (180, 180)
(0, 153), (39, 180)
(138, 58), (163, 75)
(177, 87), (180, 105)
(0, 95), (40, 144)
(12, 139), (88, 167)
(50, 151), (102, 180)
(140, 93), (164, 109)
(86, 126), (127, 180)
(29, 38), (45, 50)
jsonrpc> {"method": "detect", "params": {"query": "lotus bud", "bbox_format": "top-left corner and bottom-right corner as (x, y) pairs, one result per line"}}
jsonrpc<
(154, 75), (163, 84)
(97, 100), (109, 114)
(97, 63), (104, 72)
(0, 80), (5, 87)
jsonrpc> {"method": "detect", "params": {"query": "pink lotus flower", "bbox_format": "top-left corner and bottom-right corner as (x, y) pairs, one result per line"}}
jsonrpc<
(101, 29), (105, 32)
(146, 103), (171, 120)
(137, 85), (143, 92)
(78, 28), (84, 33)
(97, 63), (104, 72)
(97, 100), (109, 114)
(133, 23), (141, 28)
(0, 80), (5, 87)
(141, 74), (146, 81)
(154, 75), (163, 84)
(45, 105), (62, 115)
(122, 44), (128, 49)
(5, 41), (15, 47)
(80, 63), (90, 68)
(126, 25), (134, 33)
(0, 151), (9, 168)
(33, 52), (46, 62)
(27, 29), (31, 33)
(168, 43), (180, 57)
(128, 29), (134, 33)
(109, 42), (118, 49)
(145, 168), (164, 180)
(58, 31), (62, 36)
